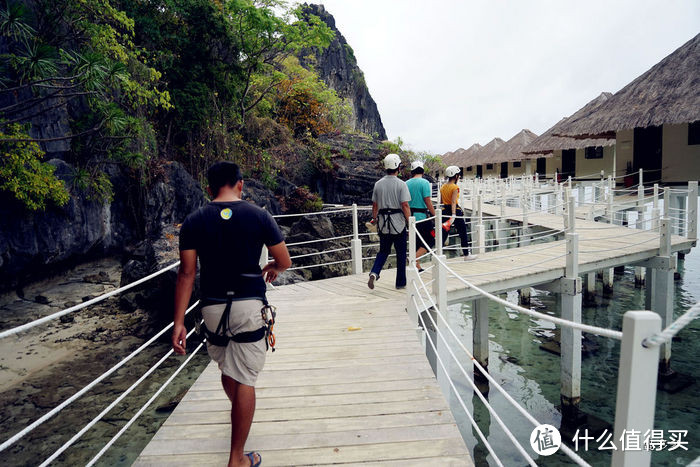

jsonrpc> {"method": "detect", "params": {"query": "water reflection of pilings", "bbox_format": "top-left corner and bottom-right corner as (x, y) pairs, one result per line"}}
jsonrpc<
(472, 387), (492, 467)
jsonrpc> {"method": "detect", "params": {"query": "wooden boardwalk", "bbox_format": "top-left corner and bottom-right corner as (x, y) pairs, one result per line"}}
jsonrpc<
(134, 277), (473, 466)
(135, 203), (695, 466)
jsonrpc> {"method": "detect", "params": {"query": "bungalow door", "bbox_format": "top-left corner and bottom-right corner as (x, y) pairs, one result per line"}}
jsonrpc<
(500, 162), (508, 178)
(536, 157), (546, 177)
(476, 165), (483, 178)
(633, 125), (662, 183)
(562, 149), (576, 179)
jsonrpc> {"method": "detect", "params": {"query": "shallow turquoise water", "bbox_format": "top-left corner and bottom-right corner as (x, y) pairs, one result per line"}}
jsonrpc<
(433, 242), (700, 466)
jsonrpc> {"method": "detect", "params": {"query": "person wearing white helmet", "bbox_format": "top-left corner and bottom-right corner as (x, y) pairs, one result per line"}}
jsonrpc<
(367, 154), (412, 290)
(439, 165), (472, 256)
(406, 160), (436, 271)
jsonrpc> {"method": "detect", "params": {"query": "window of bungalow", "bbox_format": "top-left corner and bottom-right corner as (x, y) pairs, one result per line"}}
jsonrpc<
(584, 146), (604, 159)
(486, 163), (494, 170)
(467, 166), (473, 172)
(689, 121), (700, 145)
(513, 161), (522, 167)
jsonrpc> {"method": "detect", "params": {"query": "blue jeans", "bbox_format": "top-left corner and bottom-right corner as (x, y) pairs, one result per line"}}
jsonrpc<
(370, 230), (407, 287)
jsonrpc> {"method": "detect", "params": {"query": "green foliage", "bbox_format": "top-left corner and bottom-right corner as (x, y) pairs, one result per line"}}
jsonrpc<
(68, 166), (114, 202)
(0, 124), (70, 210)
(282, 186), (323, 213)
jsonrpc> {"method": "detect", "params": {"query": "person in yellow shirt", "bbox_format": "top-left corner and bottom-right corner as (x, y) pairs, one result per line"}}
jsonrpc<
(439, 166), (471, 256)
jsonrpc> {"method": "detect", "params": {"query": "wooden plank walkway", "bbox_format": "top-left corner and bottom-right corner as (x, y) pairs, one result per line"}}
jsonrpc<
(134, 278), (473, 466)
(135, 205), (695, 466)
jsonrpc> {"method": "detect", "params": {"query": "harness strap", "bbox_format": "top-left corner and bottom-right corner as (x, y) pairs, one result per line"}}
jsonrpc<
(203, 291), (269, 348)
(377, 208), (405, 235)
(410, 207), (428, 214)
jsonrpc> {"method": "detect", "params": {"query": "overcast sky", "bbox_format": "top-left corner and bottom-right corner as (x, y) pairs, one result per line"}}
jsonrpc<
(316, 0), (700, 155)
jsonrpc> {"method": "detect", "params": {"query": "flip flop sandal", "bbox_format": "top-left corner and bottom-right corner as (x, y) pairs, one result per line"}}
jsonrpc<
(245, 451), (262, 467)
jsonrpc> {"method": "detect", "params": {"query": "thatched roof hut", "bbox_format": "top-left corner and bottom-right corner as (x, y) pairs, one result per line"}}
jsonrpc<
(453, 143), (483, 167)
(501, 129), (539, 161)
(554, 34), (700, 138)
(522, 92), (616, 157)
(470, 138), (506, 165)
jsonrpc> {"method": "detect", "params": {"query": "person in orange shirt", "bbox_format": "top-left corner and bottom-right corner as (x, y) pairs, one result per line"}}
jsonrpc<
(439, 166), (472, 256)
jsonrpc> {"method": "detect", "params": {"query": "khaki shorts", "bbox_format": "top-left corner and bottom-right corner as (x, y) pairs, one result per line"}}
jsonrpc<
(201, 299), (267, 387)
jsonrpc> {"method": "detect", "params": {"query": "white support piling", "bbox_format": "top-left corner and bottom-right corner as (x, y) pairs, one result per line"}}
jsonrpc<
(689, 181), (698, 240)
(653, 218), (674, 375)
(635, 210), (646, 287)
(472, 297), (489, 380)
(560, 232), (582, 419)
(612, 311), (661, 467)
(432, 254), (448, 314)
(602, 268), (614, 297)
(350, 203), (363, 274)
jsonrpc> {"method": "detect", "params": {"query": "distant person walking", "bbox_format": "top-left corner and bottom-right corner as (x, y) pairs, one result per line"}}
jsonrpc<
(406, 160), (435, 271)
(172, 161), (291, 467)
(368, 153), (412, 290)
(440, 165), (472, 257)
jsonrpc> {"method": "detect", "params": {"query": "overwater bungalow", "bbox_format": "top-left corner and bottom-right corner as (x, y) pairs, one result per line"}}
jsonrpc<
(525, 33), (700, 184)
(521, 92), (616, 181)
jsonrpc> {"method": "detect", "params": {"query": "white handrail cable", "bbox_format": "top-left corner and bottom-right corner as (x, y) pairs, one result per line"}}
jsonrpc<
(86, 341), (206, 467)
(412, 284), (589, 466)
(643, 302), (700, 348)
(39, 325), (201, 466)
(0, 261), (181, 340)
(414, 228), (623, 340)
(413, 295), (536, 466)
(0, 300), (200, 452)
(412, 297), (505, 467)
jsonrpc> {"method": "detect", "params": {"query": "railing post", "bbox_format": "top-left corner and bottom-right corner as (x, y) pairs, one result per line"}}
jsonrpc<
(560, 232), (582, 421)
(406, 216), (419, 325)
(639, 167), (644, 189)
(435, 207), (443, 256)
(607, 176), (614, 224)
(568, 196), (576, 232)
(350, 203), (362, 274)
(689, 181), (698, 240)
(612, 311), (661, 467)
(521, 201), (530, 247)
(663, 187), (670, 219)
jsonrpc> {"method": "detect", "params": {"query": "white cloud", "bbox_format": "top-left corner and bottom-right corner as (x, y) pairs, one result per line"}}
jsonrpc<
(317, 0), (700, 154)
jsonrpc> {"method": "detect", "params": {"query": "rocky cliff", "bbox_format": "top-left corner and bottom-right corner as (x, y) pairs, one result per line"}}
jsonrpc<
(300, 4), (387, 140)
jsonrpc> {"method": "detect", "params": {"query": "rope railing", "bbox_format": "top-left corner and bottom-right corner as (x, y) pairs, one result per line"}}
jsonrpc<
(86, 341), (206, 466)
(286, 233), (354, 247)
(643, 302), (700, 348)
(289, 245), (351, 260)
(0, 261), (181, 340)
(414, 228), (623, 340)
(411, 279), (589, 466)
(39, 325), (202, 466)
(0, 299), (200, 453)
(271, 207), (354, 218)
(412, 294), (536, 466)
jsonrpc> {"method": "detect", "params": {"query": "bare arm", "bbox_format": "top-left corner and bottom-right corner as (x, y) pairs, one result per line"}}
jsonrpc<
(423, 196), (435, 216)
(401, 201), (411, 223)
(172, 249), (197, 355)
(262, 241), (291, 283)
(372, 201), (378, 222)
(450, 189), (459, 220)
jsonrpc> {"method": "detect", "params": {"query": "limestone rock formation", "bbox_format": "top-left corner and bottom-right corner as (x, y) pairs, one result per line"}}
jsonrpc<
(300, 4), (387, 139)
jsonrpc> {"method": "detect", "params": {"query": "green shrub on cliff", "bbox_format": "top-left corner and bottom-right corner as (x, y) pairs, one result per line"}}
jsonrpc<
(0, 124), (70, 210)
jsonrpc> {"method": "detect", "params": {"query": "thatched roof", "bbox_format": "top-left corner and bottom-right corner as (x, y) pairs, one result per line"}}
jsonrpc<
(522, 92), (615, 157)
(441, 143), (481, 167)
(453, 143), (482, 166)
(554, 33), (700, 138)
(500, 129), (539, 162)
(441, 148), (463, 165)
(469, 138), (506, 165)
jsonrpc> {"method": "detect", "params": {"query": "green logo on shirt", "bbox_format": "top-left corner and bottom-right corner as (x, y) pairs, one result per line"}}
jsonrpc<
(220, 208), (232, 220)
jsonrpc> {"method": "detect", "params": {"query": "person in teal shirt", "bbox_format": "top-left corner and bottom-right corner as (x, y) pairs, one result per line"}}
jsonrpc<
(406, 161), (436, 271)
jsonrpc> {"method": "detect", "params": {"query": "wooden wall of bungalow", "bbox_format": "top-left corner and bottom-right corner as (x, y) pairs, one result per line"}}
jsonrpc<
(526, 122), (699, 184)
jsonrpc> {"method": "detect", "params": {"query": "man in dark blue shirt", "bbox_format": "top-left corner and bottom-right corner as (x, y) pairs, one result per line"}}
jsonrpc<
(173, 161), (290, 467)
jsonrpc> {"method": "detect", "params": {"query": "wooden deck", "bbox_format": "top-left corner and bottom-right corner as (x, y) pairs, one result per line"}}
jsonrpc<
(134, 278), (473, 466)
(135, 203), (695, 466)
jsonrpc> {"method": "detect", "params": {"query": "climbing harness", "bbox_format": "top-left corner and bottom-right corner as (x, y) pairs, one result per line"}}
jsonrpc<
(410, 207), (428, 216)
(198, 291), (277, 351)
(377, 208), (406, 235)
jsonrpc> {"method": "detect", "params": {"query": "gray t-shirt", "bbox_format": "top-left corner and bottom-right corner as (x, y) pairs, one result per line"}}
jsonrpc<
(372, 175), (411, 234)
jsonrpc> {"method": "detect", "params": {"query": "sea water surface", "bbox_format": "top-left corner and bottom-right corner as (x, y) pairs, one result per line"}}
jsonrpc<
(433, 233), (700, 465)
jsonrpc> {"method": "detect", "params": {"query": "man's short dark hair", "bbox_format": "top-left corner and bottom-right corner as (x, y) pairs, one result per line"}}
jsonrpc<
(208, 161), (242, 197)
(411, 167), (425, 176)
(386, 168), (399, 175)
